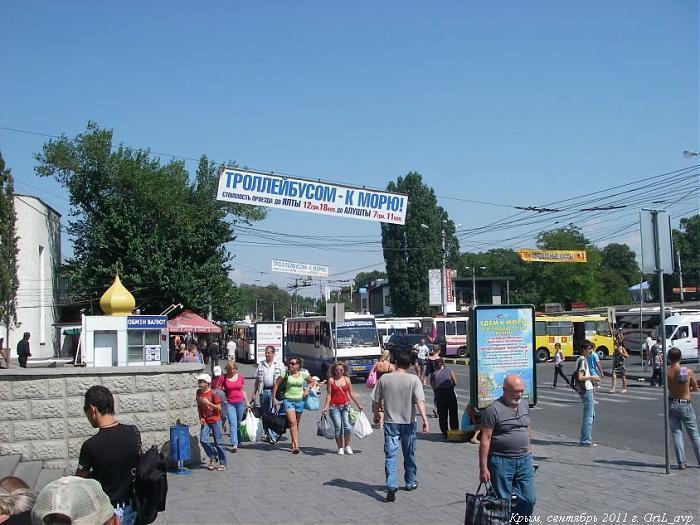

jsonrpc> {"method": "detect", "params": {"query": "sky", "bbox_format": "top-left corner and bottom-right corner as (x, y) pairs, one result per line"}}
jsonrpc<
(1, 1), (698, 299)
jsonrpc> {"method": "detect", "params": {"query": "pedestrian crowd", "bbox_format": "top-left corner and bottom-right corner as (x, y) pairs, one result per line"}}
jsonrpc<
(4, 331), (697, 525)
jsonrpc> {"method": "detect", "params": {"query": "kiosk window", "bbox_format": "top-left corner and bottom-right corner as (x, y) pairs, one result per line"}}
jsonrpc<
(128, 330), (160, 362)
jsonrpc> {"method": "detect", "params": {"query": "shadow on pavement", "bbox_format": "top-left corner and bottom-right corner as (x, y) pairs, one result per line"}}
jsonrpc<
(416, 433), (452, 443)
(323, 478), (386, 502)
(531, 439), (580, 447)
(299, 445), (347, 456)
(594, 459), (667, 469)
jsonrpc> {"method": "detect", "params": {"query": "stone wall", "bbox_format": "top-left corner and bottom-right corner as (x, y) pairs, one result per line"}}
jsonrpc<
(0, 363), (202, 472)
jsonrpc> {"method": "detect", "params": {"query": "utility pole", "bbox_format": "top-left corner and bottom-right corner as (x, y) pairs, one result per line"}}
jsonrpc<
(441, 227), (447, 315)
(677, 250), (685, 303)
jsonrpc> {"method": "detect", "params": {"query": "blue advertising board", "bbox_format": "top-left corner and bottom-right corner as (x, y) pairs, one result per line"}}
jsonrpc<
(127, 315), (168, 330)
(469, 305), (537, 409)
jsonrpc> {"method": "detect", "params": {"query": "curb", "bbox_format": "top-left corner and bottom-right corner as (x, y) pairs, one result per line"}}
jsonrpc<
(443, 358), (469, 366)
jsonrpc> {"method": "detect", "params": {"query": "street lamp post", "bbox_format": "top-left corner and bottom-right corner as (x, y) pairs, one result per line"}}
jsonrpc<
(465, 266), (486, 308)
(255, 298), (262, 321)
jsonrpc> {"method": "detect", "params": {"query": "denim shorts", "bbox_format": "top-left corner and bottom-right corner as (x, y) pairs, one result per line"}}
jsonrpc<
(283, 399), (305, 413)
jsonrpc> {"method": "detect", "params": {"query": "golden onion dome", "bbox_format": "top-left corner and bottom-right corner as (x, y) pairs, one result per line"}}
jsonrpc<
(99, 274), (135, 316)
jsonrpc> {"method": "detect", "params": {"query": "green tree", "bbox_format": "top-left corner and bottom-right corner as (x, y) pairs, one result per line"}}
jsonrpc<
(651, 214), (700, 302)
(0, 151), (20, 347)
(597, 243), (641, 304)
(354, 270), (386, 290)
(535, 225), (604, 307)
(381, 172), (459, 316)
(35, 122), (264, 319)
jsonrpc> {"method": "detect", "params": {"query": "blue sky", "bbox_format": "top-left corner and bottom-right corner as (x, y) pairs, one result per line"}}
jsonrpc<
(1, 1), (698, 297)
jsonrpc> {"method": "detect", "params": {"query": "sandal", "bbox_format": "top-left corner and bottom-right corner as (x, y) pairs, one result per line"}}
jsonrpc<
(291, 448), (300, 454)
(207, 460), (215, 471)
(621, 389), (627, 393)
(609, 390), (615, 394)
(217, 464), (227, 471)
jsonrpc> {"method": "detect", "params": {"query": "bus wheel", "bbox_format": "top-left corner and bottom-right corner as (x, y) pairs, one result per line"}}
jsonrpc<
(596, 347), (609, 360)
(457, 347), (468, 358)
(536, 348), (550, 363)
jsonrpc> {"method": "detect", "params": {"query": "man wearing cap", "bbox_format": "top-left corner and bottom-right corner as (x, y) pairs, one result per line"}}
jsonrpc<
(196, 373), (227, 470)
(32, 476), (118, 525)
(75, 386), (141, 525)
(254, 345), (285, 443)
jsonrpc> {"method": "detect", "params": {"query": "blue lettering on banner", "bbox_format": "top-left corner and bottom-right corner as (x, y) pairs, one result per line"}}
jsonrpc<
(218, 168), (408, 225)
(127, 316), (168, 330)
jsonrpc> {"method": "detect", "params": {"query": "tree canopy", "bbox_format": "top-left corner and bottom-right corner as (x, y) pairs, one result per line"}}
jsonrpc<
(381, 172), (459, 316)
(35, 122), (265, 319)
(0, 151), (19, 345)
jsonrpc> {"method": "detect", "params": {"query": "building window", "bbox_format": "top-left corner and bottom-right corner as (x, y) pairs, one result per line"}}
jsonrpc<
(127, 330), (160, 362)
(384, 294), (391, 307)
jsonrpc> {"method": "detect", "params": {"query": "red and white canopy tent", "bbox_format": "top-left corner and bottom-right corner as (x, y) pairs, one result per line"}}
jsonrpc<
(167, 310), (222, 334)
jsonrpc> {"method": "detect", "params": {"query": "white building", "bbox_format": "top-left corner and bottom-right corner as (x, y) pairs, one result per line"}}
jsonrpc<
(1, 194), (61, 358)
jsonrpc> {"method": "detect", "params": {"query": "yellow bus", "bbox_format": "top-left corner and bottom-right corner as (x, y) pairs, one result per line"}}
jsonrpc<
(534, 314), (613, 363)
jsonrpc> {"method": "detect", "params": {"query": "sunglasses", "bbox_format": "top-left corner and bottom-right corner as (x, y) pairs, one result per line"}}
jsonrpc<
(289, 361), (299, 365)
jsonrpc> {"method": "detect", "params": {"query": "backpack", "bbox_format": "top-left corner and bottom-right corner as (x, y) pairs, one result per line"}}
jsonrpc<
(570, 357), (586, 393)
(133, 445), (168, 525)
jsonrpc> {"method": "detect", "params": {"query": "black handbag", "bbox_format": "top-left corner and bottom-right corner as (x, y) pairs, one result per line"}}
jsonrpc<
(275, 373), (288, 402)
(262, 411), (288, 436)
(464, 483), (509, 525)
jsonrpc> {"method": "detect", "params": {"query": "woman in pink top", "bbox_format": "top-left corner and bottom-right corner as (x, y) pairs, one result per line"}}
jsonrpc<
(223, 362), (249, 451)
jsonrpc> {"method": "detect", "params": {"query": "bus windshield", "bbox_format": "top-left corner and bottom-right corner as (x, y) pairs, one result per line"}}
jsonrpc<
(334, 325), (379, 348)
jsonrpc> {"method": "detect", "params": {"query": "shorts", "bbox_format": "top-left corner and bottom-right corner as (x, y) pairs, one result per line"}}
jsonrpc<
(283, 399), (305, 413)
(417, 358), (427, 366)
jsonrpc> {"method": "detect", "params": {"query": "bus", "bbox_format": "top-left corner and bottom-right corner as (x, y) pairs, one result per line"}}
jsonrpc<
(286, 313), (382, 379)
(375, 317), (424, 346)
(534, 314), (613, 363)
(422, 316), (470, 357)
(231, 320), (256, 362)
(616, 307), (700, 353)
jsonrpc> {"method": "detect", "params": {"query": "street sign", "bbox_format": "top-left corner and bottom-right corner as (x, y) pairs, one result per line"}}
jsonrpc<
(326, 303), (345, 325)
(640, 209), (673, 274)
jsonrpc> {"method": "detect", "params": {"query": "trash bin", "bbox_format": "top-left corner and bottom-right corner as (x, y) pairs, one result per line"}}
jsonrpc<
(169, 424), (192, 474)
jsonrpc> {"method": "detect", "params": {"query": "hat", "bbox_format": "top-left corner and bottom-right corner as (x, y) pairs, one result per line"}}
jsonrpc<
(32, 476), (114, 525)
(213, 365), (222, 377)
(196, 373), (212, 383)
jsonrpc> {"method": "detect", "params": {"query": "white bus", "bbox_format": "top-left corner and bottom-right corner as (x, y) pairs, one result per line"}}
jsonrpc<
(375, 317), (424, 345)
(231, 320), (256, 362)
(286, 314), (381, 379)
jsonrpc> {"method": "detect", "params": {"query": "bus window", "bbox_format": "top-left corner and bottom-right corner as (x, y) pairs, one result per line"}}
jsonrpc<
(536, 321), (546, 336)
(436, 321), (445, 339)
(377, 328), (388, 337)
(547, 321), (572, 336)
(457, 321), (467, 336)
(691, 322), (698, 338)
(584, 321), (596, 333)
(596, 321), (611, 336)
(306, 321), (314, 344)
(446, 322), (456, 336)
(315, 325), (320, 348)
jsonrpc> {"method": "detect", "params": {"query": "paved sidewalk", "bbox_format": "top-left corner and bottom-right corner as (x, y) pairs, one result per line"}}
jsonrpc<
(156, 412), (699, 524)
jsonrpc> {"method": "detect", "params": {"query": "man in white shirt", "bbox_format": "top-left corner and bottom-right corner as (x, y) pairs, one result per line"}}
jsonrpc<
(226, 338), (236, 360)
(412, 338), (431, 385)
(254, 346), (284, 442)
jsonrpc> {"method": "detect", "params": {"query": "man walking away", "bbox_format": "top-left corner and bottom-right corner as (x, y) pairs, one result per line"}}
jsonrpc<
(479, 374), (536, 520)
(76, 386), (141, 525)
(666, 347), (700, 470)
(226, 337), (236, 361)
(372, 352), (429, 502)
(16, 333), (30, 368)
(649, 337), (664, 387)
(576, 341), (600, 446)
(207, 340), (220, 376)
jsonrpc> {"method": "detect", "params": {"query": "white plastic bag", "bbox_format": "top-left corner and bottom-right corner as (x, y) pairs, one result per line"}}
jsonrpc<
(352, 410), (373, 439)
(243, 409), (262, 442)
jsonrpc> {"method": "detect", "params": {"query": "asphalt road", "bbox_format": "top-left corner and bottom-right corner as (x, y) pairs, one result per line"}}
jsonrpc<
(236, 360), (699, 460)
(450, 361), (700, 459)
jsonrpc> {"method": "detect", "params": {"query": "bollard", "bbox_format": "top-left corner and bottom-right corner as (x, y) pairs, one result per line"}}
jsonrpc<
(169, 424), (192, 475)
